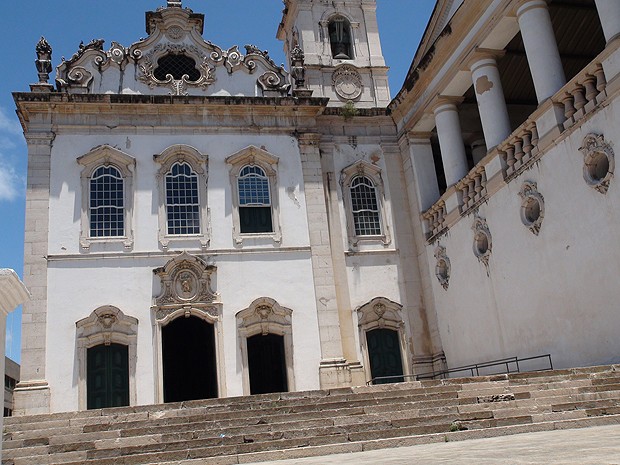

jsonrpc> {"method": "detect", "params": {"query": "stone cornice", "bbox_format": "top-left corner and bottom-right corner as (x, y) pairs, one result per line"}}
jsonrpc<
(0, 270), (30, 317)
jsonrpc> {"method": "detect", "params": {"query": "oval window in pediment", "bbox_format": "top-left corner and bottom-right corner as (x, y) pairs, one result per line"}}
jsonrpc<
(154, 54), (201, 82)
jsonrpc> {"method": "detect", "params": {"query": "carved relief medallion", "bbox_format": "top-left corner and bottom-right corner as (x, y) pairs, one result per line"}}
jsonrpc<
(332, 65), (363, 101)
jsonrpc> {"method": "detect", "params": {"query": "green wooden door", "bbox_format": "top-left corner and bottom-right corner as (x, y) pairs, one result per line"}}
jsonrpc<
(87, 344), (129, 409)
(367, 329), (404, 384)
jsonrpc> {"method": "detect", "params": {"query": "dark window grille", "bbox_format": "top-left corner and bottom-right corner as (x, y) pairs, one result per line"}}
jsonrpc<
(90, 166), (124, 238)
(154, 54), (201, 82)
(165, 162), (200, 235)
(238, 165), (273, 234)
(350, 176), (381, 236)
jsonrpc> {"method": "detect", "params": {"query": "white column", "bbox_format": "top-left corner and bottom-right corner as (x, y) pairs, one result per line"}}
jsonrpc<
(517, 0), (566, 103)
(595, 0), (620, 43)
(470, 53), (512, 149)
(433, 98), (469, 186)
(0, 270), (30, 460)
(405, 133), (440, 211)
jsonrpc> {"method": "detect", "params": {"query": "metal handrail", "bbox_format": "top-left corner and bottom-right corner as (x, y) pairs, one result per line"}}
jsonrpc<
(367, 354), (553, 385)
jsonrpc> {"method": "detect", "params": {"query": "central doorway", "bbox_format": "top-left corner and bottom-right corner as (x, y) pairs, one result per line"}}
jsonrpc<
(247, 333), (288, 395)
(367, 328), (404, 384)
(162, 315), (218, 402)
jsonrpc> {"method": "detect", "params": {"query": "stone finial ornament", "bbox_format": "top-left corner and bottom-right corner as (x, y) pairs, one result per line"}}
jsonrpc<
(167, 0), (182, 7)
(35, 37), (53, 84)
(290, 45), (308, 92)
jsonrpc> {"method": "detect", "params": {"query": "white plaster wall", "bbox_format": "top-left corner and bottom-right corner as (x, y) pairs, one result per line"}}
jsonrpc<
(427, 100), (620, 371)
(48, 133), (310, 255)
(46, 251), (321, 412)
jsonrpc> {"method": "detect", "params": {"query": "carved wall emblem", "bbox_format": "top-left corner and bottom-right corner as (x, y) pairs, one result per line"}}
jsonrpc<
(472, 215), (492, 272)
(333, 64), (363, 101)
(153, 252), (220, 323)
(579, 133), (614, 194)
(434, 246), (451, 290)
(237, 298), (292, 338)
(518, 181), (545, 235)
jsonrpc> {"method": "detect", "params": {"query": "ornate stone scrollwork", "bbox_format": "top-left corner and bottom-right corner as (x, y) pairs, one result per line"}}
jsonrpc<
(332, 64), (363, 101)
(137, 43), (216, 96)
(472, 215), (492, 271)
(434, 246), (451, 290)
(518, 181), (545, 235)
(236, 297), (293, 338)
(579, 133), (614, 194)
(258, 71), (291, 96)
(152, 252), (220, 324)
(209, 44), (256, 74)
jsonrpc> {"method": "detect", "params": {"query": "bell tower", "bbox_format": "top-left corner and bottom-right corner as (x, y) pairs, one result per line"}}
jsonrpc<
(278, 0), (391, 108)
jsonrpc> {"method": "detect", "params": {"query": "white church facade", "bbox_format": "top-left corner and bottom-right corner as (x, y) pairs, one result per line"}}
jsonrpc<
(13, 0), (620, 415)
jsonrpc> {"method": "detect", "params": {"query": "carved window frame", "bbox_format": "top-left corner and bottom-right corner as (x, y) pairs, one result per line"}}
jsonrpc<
(226, 146), (282, 245)
(152, 252), (225, 401)
(340, 160), (391, 249)
(236, 297), (295, 396)
(154, 145), (210, 251)
(355, 297), (410, 383)
(77, 145), (136, 251)
(472, 215), (492, 270)
(579, 133), (615, 194)
(434, 245), (451, 290)
(76, 306), (138, 411)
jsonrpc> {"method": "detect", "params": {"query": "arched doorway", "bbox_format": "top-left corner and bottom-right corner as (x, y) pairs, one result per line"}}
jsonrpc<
(247, 333), (288, 395)
(87, 343), (129, 409)
(162, 316), (218, 402)
(366, 328), (404, 384)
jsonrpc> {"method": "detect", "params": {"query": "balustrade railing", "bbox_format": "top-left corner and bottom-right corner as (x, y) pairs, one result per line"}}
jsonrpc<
(422, 200), (447, 239)
(555, 62), (607, 131)
(501, 119), (539, 179)
(457, 165), (487, 213)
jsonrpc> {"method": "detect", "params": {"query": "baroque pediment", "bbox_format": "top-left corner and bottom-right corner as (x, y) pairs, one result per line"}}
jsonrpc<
(56, 4), (290, 97)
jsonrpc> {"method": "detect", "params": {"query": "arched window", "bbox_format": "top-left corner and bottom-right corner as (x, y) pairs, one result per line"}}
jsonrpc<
(329, 16), (354, 60)
(350, 175), (381, 236)
(154, 145), (209, 250)
(226, 146), (281, 245)
(165, 162), (200, 236)
(77, 145), (136, 251)
(237, 165), (273, 234)
(340, 160), (391, 248)
(89, 166), (124, 238)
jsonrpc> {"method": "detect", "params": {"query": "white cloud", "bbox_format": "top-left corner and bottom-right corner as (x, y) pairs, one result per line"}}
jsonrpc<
(0, 107), (21, 135)
(0, 161), (21, 201)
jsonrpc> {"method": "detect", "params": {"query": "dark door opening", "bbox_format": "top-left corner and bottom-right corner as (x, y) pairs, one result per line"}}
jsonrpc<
(247, 333), (288, 395)
(367, 328), (404, 384)
(162, 316), (217, 402)
(87, 343), (129, 409)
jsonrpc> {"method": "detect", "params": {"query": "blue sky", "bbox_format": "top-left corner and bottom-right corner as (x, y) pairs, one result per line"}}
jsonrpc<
(0, 0), (436, 362)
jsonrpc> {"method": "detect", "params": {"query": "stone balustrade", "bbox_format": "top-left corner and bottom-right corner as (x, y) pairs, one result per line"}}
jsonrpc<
(420, 41), (619, 242)
(422, 201), (447, 239)
(501, 119), (539, 180)
(457, 166), (487, 214)
(555, 61), (608, 131)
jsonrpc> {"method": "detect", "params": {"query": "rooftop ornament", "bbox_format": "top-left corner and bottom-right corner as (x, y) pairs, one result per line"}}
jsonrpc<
(167, 0), (182, 7)
(31, 37), (54, 92)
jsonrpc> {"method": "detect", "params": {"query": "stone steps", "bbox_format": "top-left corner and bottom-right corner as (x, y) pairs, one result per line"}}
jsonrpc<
(3, 365), (619, 465)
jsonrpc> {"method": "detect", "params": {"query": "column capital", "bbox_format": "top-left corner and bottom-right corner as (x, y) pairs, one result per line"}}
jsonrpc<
(515, 0), (549, 18)
(406, 131), (433, 143)
(465, 48), (506, 72)
(297, 132), (322, 146)
(431, 95), (465, 115)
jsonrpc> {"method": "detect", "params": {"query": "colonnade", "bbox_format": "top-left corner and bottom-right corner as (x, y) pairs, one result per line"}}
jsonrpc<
(413, 0), (620, 211)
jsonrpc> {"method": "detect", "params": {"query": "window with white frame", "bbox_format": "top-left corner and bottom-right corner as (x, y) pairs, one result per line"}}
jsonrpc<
(226, 146), (281, 245)
(155, 145), (210, 250)
(90, 166), (125, 238)
(77, 145), (135, 250)
(238, 165), (273, 234)
(165, 162), (201, 236)
(350, 175), (381, 236)
(340, 160), (391, 248)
